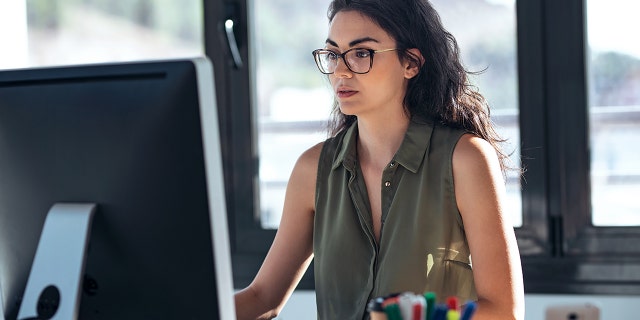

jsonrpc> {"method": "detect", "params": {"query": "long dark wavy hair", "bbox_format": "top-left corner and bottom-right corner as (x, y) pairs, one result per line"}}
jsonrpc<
(326, 0), (512, 174)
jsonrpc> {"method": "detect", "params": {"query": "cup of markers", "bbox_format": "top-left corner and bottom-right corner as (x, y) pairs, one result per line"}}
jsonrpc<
(367, 292), (477, 320)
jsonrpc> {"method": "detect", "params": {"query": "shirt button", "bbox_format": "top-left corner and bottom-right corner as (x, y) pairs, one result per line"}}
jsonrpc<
(389, 162), (396, 168)
(384, 181), (391, 187)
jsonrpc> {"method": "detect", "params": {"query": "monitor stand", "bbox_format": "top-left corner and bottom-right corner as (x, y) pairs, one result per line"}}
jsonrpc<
(17, 203), (96, 320)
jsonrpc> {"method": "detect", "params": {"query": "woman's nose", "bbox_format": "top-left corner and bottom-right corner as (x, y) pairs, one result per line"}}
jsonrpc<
(333, 57), (352, 78)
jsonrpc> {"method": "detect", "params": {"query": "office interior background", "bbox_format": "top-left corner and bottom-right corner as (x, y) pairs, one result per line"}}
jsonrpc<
(1, 0), (639, 318)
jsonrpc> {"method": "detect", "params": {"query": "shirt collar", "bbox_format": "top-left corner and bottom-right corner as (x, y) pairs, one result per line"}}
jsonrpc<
(394, 118), (434, 173)
(331, 122), (359, 171)
(331, 118), (434, 173)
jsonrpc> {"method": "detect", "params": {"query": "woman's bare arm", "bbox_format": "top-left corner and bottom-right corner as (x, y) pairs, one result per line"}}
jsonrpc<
(234, 143), (322, 320)
(453, 134), (525, 320)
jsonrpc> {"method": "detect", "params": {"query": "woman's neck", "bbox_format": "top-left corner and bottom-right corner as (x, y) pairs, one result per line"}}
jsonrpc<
(356, 113), (410, 169)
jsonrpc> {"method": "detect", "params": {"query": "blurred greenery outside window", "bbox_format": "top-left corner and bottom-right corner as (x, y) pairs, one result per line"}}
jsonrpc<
(587, 0), (640, 226)
(0, 0), (202, 70)
(252, 0), (522, 229)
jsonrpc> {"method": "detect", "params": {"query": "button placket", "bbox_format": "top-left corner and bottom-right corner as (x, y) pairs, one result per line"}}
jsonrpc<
(383, 161), (396, 188)
(380, 161), (398, 231)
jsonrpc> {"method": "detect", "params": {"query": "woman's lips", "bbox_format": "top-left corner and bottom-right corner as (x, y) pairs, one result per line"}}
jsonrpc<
(337, 90), (357, 98)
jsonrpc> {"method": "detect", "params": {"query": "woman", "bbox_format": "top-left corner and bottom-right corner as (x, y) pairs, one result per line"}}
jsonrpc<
(234, 0), (524, 319)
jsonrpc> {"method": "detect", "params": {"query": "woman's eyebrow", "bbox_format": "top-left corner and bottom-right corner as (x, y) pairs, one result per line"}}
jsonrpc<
(325, 37), (380, 48)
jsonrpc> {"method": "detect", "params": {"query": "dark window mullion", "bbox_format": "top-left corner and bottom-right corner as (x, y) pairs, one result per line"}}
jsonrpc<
(542, 0), (591, 250)
(204, 0), (277, 288)
(515, 0), (551, 257)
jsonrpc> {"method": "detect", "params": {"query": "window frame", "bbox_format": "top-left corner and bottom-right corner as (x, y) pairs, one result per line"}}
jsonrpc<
(205, 0), (640, 293)
(516, 0), (640, 294)
(203, 0), (314, 289)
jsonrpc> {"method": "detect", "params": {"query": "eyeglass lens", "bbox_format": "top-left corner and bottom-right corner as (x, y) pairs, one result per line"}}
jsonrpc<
(316, 49), (372, 74)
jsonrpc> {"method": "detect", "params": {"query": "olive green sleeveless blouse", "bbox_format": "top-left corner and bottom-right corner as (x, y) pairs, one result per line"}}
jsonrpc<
(314, 118), (477, 320)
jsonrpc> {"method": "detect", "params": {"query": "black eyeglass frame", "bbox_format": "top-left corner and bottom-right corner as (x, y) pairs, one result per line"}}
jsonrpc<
(311, 48), (398, 74)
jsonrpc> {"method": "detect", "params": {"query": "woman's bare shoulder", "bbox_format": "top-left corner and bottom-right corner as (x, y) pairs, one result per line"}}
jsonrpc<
(293, 141), (324, 175)
(285, 142), (325, 213)
(453, 134), (496, 164)
(288, 142), (325, 190)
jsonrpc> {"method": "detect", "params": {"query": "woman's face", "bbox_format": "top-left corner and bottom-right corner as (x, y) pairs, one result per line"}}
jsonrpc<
(326, 10), (412, 119)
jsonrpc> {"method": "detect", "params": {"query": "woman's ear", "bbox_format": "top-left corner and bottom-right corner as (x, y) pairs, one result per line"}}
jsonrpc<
(404, 48), (424, 79)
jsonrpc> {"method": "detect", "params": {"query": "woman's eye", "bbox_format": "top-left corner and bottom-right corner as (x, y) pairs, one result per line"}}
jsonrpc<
(327, 52), (339, 61)
(355, 50), (371, 58)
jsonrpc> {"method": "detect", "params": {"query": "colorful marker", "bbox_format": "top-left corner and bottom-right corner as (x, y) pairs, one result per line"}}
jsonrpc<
(368, 292), (476, 320)
(384, 302), (403, 320)
(398, 292), (415, 320)
(446, 297), (460, 320)
(412, 295), (426, 320)
(424, 292), (436, 320)
(432, 304), (449, 320)
(460, 301), (477, 320)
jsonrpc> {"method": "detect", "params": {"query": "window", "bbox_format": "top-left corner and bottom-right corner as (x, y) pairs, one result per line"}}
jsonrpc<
(515, 0), (640, 294)
(252, 0), (332, 229)
(431, 0), (521, 226)
(586, 0), (640, 227)
(0, 0), (203, 70)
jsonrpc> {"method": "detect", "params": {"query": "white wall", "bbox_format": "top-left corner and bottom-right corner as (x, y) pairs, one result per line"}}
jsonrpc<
(276, 291), (640, 319)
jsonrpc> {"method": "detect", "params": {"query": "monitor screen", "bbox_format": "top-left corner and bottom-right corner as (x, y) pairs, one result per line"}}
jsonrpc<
(0, 58), (236, 319)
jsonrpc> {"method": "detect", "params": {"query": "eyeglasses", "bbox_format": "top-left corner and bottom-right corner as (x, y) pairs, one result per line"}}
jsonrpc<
(311, 48), (398, 74)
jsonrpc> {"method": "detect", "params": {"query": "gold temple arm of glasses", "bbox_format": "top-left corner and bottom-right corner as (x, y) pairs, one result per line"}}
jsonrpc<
(373, 48), (398, 53)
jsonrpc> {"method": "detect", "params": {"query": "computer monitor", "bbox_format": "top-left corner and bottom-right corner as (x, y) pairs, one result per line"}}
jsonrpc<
(0, 57), (236, 319)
